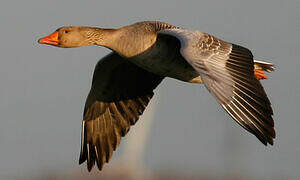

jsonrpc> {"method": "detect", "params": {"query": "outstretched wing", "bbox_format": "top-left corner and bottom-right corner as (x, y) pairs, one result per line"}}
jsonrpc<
(158, 29), (275, 145)
(79, 52), (163, 171)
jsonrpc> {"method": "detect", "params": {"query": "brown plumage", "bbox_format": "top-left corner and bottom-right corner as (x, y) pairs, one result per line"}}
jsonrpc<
(79, 53), (163, 171)
(38, 21), (275, 171)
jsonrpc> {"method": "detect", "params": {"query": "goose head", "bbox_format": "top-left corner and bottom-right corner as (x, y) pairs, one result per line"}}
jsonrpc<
(38, 26), (114, 48)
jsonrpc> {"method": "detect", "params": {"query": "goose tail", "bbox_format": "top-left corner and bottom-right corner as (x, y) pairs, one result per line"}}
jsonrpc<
(254, 60), (275, 80)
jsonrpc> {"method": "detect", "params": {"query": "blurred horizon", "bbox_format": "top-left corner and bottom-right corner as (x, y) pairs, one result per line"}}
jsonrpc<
(1, 0), (299, 179)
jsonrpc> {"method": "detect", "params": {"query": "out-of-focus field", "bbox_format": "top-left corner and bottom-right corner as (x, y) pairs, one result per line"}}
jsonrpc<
(5, 164), (284, 180)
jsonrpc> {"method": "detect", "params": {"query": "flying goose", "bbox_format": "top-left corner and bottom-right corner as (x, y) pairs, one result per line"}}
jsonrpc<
(38, 21), (275, 171)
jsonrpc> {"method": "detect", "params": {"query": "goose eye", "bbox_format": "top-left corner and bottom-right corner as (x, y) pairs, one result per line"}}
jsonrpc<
(64, 30), (70, 34)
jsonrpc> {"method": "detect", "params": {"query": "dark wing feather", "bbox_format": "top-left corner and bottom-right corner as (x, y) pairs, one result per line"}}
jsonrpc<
(158, 29), (275, 145)
(79, 52), (163, 171)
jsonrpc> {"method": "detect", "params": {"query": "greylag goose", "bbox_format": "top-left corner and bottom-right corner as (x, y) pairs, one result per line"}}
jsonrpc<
(38, 21), (275, 171)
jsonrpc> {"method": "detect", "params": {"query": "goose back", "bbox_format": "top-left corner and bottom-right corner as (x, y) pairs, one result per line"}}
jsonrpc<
(112, 21), (201, 82)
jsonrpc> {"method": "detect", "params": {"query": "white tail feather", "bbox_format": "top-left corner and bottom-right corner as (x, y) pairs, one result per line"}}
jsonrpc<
(254, 60), (275, 72)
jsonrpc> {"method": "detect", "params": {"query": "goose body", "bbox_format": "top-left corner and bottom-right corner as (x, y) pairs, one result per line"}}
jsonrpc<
(38, 21), (275, 171)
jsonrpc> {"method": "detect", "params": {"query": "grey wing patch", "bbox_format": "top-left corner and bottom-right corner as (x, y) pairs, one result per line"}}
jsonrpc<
(79, 52), (163, 171)
(158, 29), (228, 78)
(158, 29), (275, 145)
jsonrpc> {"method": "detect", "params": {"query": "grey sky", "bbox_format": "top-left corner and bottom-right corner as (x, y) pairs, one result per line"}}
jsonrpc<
(0, 0), (299, 179)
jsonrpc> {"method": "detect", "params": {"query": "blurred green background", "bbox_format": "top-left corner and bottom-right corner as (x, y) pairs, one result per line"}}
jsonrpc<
(0, 0), (299, 179)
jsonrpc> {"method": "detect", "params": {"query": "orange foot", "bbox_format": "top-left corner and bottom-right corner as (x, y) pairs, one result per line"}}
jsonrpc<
(254, 69), (268, 80)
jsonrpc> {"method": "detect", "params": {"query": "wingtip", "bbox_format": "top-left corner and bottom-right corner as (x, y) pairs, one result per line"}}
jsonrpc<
(87, 166), (93, 172)
(255, 131), (275, 146)
(266, 136), (275, 146)
(96, 164), (104, 171)
(79, 153), (86, 165)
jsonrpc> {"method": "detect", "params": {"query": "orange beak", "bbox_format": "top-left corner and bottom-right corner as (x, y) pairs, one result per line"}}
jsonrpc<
(38, 31), (59, 46)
